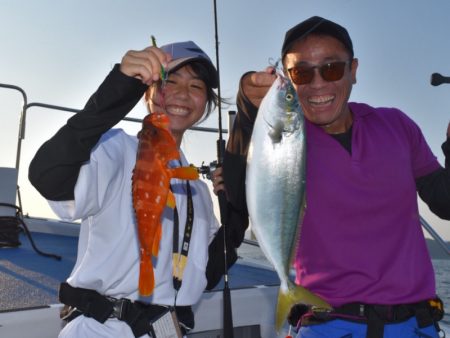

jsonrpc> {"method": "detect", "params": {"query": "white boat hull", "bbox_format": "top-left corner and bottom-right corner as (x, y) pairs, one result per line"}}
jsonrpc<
(0, 285), (280, 338)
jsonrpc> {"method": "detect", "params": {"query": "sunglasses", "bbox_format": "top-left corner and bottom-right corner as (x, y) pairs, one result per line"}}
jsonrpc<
(287, 60), (351, 85)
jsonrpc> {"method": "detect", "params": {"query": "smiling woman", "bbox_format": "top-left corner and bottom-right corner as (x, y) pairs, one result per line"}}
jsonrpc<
(26, 40), (246, 338)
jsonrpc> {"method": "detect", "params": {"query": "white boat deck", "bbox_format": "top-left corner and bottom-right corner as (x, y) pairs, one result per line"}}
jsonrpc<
(0, 217), (281, 338)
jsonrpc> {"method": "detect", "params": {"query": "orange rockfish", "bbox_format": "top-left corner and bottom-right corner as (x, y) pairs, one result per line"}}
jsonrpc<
(132, 112), (198, 296)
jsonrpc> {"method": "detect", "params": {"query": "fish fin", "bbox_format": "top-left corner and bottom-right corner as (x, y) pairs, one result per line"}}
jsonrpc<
(139, 252), (155, 297)
(268, 120), (284, 143)
(166, 191), (176, 209)
(276, 281), (332, 332)
(170, 166), (199, 180)
(152, 224), (162, 257)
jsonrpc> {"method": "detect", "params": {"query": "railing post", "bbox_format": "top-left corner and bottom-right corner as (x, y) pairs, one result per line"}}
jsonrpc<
(0, 83), (28, 172)
(420, 216), (450, 256)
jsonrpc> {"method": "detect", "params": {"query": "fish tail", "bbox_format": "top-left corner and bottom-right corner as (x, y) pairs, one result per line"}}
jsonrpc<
(276, 281), (332, 332)
(139, 252), (155, 296)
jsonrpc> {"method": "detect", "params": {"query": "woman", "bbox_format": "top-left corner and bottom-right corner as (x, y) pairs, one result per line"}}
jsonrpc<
(29, 40), (240, 338)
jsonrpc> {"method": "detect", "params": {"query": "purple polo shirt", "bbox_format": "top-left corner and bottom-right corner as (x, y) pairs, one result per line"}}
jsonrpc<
(295, 102), (441, 307)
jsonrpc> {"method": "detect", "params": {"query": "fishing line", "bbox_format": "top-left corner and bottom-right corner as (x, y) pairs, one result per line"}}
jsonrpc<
(150, 35), (168, 111)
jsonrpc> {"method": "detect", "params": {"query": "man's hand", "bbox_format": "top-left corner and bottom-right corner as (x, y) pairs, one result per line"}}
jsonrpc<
(241, 67), (277, 108)
(287, 303), (310, 327)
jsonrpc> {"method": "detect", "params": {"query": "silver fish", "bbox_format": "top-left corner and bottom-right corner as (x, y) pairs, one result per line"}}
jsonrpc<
(246, 73), (331, 332)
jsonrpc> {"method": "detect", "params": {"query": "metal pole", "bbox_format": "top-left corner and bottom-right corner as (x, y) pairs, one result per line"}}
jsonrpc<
(0, 83), (27, 172)
(420, 216), (450, 256)
(25, 102), (227, 133)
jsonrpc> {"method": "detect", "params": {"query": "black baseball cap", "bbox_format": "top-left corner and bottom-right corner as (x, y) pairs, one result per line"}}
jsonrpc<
(160, 41), (218, 88)
(281, 16), (354, 60)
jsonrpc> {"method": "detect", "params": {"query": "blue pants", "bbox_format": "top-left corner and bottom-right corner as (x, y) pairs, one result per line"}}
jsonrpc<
(296, 317), (439, 338)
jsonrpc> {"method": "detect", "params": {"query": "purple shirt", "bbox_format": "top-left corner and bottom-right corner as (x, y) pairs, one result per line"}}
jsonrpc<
(295, 102), (441, 307)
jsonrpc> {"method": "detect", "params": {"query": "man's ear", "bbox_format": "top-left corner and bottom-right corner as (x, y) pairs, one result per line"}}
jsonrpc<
(351, 58), (358, 84)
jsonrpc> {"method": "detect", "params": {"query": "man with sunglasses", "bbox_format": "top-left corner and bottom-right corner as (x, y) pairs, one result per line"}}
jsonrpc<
(223, 16), (450, 338)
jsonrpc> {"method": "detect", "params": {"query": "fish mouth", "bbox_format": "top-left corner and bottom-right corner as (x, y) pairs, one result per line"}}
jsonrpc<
(149, 112), (170, 128)
(308, 94), (335, 106)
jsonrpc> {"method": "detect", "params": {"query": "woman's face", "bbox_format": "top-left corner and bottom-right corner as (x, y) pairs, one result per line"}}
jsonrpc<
(147, 64), (208, 142)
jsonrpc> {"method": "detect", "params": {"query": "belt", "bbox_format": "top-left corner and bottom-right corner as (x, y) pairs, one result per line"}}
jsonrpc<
(59, 282), (194, 337)
(299, 299), (444, 338)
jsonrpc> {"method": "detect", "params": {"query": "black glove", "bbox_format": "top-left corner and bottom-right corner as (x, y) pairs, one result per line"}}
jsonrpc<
(442, 136), (450, 169)
(287, 303), (310, 327)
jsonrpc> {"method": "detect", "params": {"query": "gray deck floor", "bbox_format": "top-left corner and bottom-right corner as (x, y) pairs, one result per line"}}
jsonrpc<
(0, 231), (279, 312)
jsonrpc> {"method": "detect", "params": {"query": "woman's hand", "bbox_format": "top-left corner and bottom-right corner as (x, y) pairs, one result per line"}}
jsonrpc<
(211, 166), (226, 196)
(120, 46), (171, 86)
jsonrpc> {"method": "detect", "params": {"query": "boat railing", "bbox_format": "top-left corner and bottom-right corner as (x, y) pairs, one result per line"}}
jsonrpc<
(421, 216), (450, 256)
(243, 224), (450, 257)
(0, 82), (234, 174)
(1, 82), (449, 257)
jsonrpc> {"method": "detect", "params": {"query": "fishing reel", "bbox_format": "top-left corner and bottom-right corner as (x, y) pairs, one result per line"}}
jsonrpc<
(197, 160), (219, 181)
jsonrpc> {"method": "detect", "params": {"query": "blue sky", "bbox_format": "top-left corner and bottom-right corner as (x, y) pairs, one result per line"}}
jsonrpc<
(1, 0), (449, 239)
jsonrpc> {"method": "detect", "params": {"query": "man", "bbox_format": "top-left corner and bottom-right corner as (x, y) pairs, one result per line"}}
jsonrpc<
(223, 16), (450, 338)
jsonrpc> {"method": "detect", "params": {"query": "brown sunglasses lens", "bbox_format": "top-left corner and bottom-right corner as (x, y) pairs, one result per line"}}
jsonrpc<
(289, 67), (314, 85)
(321, 62), (347, 81)
(289, 61), (348, 85)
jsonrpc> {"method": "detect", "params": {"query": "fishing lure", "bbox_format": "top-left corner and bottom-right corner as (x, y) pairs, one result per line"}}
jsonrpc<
(132, 112), (199, 296)
(151, 35), (168, 84)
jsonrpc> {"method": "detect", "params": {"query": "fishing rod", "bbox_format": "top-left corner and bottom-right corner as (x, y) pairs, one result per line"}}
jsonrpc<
(197, 1), (234, 334)
(211, 0), (234, 336)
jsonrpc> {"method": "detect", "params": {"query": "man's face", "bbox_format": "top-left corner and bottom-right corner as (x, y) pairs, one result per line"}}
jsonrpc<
(284, 34), (358, 134)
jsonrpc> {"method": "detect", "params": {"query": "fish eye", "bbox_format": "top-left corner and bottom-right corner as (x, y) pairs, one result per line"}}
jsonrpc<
(286, 93), (294, 101)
